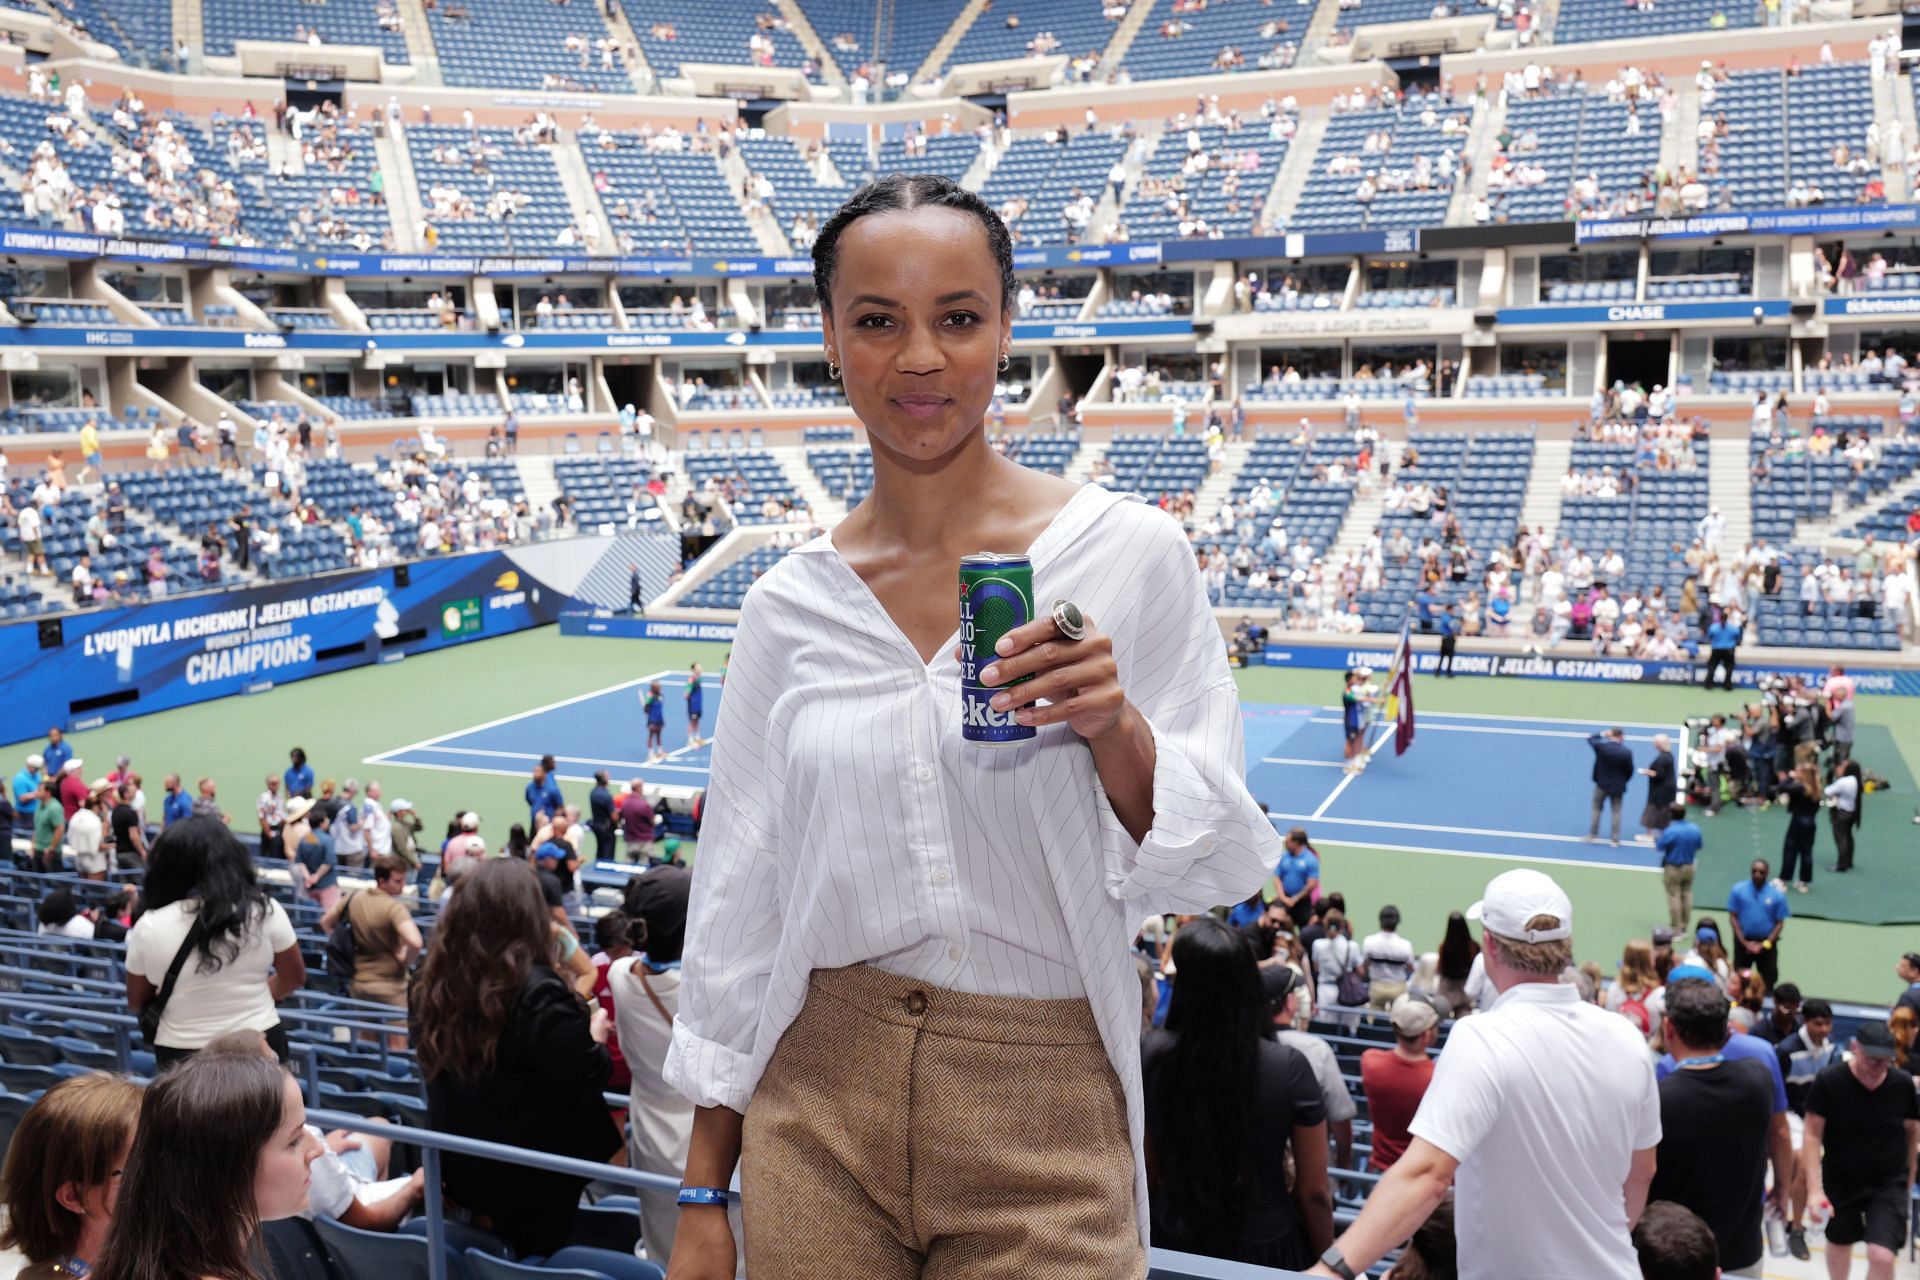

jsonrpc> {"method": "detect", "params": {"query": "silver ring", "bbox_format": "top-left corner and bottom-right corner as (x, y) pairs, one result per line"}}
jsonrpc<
(1051, 598), (1086, 641)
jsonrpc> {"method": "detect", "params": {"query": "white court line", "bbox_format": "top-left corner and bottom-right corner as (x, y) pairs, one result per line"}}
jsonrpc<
(1310, 725), (1396, 818)
(1272, 833), (1662, 874)
(392, 745), (671, 772)
(369, 758), (713, 780)
(363, 669), (680, 763)
(1261, 757), (1351, 769)
(1305, 717), (1666, 743)
(1267, 809), (1660, 851)
(1309, 706), (1682, 731)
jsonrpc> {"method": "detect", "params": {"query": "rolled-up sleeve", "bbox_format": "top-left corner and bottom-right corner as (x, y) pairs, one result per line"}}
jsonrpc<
(662, 592), (787, 1114)
(1099, 515), (1279, 912)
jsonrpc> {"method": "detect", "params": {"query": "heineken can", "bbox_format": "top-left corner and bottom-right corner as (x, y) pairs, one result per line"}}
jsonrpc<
(959, 552), (1037, 746)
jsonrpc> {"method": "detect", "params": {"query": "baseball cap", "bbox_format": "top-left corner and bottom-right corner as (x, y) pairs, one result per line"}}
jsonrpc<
(661, 836), (681, 857)
(459, 812), (480, 831)
(389, 798), (413, 812)
(1854, 1022), (1900, 1060)
(1260, 963), (1301, 1014)
(463, 835), (487, 855)
(1467, 869), (1573, 942)
(25, 754), (42, 769)
(1390, 992), (1445, 1036)
(61, 759), (83, 774)
(1666, 964), (1719, 986)
(1651, 926), (1676, 947)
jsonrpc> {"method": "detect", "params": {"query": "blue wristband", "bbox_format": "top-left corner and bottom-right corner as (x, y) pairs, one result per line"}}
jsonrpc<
(677, 1186), (732, 1208)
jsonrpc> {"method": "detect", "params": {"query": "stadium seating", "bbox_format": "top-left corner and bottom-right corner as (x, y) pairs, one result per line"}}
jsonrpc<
(1707, 70), (1789, 209)
(799, 0), (972, 86)
(59, 0), (173, 68)
(875, 134), (981, 181)
(427, 0), (627, 91)
(410, 127), (574, 253)
(978, 132), (1129, 247)
(940, 2), (1119, 73)
(684, 451), (801, 523)
(1556, 439), (1708, 602)
(992, 430), (1081, 475)
(1116, 123), (1291, 241)
(202, 0), (408, 62)
(737, 136), (861, 229)
(1289, 100), (1459, 233)
(554, 457), (657, 529)
(681, 543), (793, 607)
(1494, 90), (1658, 224)
(1121, 0), (1298, 81)
(583, 134), (760, 257)
(1786, 64), (1879, 205)
(625, 0), (814, 79)
(1350, 433), (1532, 630)
(1554, 0), (1757, 44)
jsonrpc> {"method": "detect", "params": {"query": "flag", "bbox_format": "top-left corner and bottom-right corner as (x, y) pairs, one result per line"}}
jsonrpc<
(1382, 618), (1416, 756)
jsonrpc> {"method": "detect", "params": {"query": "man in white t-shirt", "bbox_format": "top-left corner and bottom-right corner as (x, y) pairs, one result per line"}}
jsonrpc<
(362, 780), (393, 857)
(1309, 869), (1661, 1280)
(1361, 905), (1416, 1009)
(332, 778), (368, 869)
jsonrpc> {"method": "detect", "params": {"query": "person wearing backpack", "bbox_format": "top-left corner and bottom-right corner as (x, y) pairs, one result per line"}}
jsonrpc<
(320, 856), (422, 1048)
(1311, 907), (1364, 1033)
(1606, 939), (1664, 1039)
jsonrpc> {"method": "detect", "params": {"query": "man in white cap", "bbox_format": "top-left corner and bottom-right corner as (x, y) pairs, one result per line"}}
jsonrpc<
(12, 754), (45, 825)
(1308, 869), (1661, 1280)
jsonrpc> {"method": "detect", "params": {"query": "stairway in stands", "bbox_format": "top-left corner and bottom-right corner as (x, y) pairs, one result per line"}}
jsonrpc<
(570, 532), (682, 609)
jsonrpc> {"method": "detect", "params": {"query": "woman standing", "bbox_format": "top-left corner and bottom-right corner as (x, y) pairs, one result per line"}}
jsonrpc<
(411, 859), (621, 1258)
(91, 1051), (322, 1280)
(124, 817), (304, 1067)
(1433, 911), (1478, 1014)
(1142, 918), (1333, 1267)
(664, 175), (1274, 1280)
(1778, 761), (1821, 891)
(0, 1073), (145, 1280)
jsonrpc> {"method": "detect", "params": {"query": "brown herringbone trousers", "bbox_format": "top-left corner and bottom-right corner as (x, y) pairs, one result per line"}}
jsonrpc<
(741, 964), (1143, 1279)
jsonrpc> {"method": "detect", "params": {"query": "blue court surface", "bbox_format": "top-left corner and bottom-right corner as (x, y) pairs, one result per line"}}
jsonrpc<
(365, 670), (723, 787)
(368, 672), (1675, 873)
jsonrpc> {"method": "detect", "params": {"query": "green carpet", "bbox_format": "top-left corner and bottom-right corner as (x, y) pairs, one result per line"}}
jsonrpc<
(1683, 723), (1917, 927)
(6, 629), (1916, 1004)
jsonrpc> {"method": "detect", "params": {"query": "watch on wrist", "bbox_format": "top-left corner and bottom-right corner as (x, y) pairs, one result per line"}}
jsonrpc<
(1319, 1245), (1357, 1280)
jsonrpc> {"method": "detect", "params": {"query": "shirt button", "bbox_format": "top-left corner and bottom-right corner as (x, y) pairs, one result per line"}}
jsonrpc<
(933, 868), (950, 884)
(947, 945), (963, 962)
(915, 764), (935, 783)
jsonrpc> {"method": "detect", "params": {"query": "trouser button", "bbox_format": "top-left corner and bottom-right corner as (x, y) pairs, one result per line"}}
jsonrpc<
(904, 991), (928, 1016)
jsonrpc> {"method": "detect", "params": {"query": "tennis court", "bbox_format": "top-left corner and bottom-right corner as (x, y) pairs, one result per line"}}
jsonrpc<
(367, 670), (722, 789)
(369, 670), (1683, 874)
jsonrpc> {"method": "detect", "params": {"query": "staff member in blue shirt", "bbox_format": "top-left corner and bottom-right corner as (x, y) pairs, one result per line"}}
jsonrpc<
(1272, 827), (1322, 928)
(41, 729), (71, 780)
(1703, 610), (1742, 691)
(1727, 858), (1790, 991)
(161, 774), (194, 828)
(284, 746), (315, 799)
(1436, 604), (1460, 677)
(1654, 804), (1703, 930)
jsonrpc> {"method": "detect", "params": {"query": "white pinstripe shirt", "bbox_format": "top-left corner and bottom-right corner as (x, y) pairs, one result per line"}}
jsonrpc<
(663, 483), (1277, 1243)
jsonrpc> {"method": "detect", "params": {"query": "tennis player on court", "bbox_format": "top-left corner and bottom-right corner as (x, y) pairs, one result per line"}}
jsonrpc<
(663, 174), (1278, 1280)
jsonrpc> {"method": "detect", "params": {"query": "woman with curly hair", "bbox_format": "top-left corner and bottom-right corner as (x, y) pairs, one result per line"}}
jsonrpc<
(410, 857), (620, 1258)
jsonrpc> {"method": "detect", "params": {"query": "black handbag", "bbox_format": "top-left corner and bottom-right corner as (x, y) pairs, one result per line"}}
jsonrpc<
(140, 918), (204, 1044)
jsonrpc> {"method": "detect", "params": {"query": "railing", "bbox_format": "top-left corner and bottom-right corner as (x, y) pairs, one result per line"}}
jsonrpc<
(0, 993), (1308, 1279)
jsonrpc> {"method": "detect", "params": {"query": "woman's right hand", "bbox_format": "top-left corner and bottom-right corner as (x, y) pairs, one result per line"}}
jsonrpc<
(666, 1206), (736, 1280)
